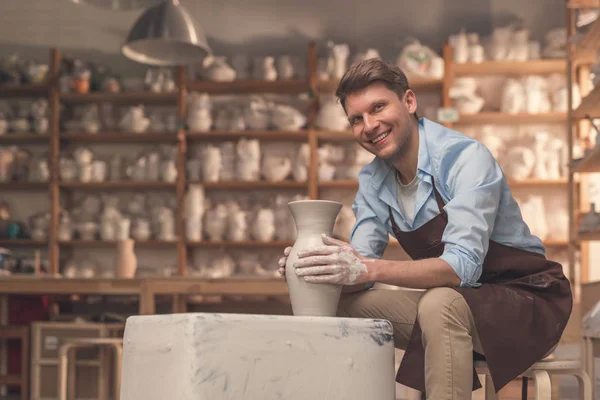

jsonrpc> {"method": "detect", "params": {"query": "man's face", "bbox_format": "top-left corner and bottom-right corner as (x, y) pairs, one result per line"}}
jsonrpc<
(344, 82), (417, 161)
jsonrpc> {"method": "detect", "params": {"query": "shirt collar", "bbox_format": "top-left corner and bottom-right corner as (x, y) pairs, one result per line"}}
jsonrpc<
(370, 118), (432, 189)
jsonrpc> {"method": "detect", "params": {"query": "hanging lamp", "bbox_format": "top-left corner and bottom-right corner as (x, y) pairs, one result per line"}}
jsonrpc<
(69, 0), (164, 11)
(121, 0), (211, 66)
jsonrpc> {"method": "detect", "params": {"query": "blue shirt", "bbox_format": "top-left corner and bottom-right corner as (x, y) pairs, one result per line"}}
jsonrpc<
(349, 118), (546, 288)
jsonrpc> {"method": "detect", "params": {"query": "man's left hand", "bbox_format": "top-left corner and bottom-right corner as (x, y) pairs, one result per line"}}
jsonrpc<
(293, 234), (372, 285)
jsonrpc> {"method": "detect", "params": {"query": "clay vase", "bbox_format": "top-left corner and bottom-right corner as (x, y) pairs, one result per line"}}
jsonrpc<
(285, 199), (343, 316)
(115, 239), (137, 278)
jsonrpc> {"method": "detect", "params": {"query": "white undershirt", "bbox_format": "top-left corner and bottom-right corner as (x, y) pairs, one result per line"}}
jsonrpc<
(396, 171), (420, 224)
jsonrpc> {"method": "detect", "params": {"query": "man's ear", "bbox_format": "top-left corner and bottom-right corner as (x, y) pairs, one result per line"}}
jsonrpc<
(405, 90), (418, 114)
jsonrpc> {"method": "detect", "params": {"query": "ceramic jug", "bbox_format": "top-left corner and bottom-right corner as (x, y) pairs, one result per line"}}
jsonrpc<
(115, 239), (137, 278)
(285, 199), (343, 316)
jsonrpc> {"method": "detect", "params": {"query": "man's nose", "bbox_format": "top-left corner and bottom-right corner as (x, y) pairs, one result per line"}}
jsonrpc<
(363, 114), (379, 133)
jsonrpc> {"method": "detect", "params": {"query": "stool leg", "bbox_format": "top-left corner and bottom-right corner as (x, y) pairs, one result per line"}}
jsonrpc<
(485, 374), (498, 400)
(573, 370), (593, 400)
(58, 345), (72, 400)
(532, 370), (552, 400)
(112, 344), (122, 400)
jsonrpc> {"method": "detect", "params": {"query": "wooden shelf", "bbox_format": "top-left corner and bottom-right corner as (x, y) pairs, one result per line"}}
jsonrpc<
(508, 179), (568, 187)
(186, 79), (308, 94)
(317, 76), (442, 93)
(578, 231), (600, 241)
(187, 240), (294, 248)
(60, 240), (178, 248)
(0, 133), (49, 144)
(0, 182), (48, 190)
(60, 132), (179, 143)
(456, 112), (566, 124)
(317, 130), (353, 141)
(59, 181), (176, 190)
(319, 180), (358, 189)
(0, 326), (28, 339)
(196, 181), (308, 190)
(0, 83), (48, 98)
(572, 147), (600, 173)
(0, 239), (47, 247)
(452, 60), (566, 76)
(0, 375), (22, 385)
(543, 240), (569, 247)
(574, 84), (600, 119)
(60, 91), (178, 105)
(568, 0), (599, 8)
(187, 130), (308, 141)
(319, 179), (568, 190)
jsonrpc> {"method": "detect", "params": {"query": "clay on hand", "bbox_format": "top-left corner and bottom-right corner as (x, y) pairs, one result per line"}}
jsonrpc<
(278, 246), (292, 280)
(293, 234), (370, 285)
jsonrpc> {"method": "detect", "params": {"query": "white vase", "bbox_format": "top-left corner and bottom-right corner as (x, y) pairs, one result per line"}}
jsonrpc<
(285, 200), (343, 317)
(115, 239), (137, 279)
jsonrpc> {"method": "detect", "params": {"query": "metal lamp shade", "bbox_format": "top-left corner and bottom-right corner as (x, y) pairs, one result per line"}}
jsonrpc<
(70, 0), (164, 11)
(121, 0), (211, 66)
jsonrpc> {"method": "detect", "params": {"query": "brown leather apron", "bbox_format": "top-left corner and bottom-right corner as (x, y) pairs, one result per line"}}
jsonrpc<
(389, 178), (573, 394)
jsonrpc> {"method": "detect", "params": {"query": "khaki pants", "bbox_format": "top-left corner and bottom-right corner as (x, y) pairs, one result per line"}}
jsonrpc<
(337, 287), (484, 400)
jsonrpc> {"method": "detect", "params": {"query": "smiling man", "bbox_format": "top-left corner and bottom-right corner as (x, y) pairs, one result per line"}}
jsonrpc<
(277, 59), (573, 399)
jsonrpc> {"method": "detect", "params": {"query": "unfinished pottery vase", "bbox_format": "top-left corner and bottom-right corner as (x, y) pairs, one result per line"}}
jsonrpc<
(286, 200), (343, 316)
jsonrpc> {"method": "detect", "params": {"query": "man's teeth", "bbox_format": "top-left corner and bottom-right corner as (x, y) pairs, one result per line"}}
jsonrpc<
(371, 131), (389, 144)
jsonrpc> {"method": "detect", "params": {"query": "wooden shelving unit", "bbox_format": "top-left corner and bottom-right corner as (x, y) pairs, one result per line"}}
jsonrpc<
(0, 39), (578, 306)
(566, 3), (600, 302)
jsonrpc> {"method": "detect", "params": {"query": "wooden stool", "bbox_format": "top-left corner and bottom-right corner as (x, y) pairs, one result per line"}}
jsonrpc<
(0, 325), (28, 400)
(57, 338), (123, 400)
(475, 359), (592, 400)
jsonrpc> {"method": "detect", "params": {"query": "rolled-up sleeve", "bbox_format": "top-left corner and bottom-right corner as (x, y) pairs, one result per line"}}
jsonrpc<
(350, 187), (389, 289)
(350, 190), (389, 259)
(438, 141), (503, 288)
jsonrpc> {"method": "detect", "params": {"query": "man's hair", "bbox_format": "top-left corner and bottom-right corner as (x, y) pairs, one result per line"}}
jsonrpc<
(335, 58), (418, 119)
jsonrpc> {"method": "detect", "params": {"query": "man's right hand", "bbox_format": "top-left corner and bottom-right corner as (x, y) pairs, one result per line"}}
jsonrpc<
(278, 246), (292, 281)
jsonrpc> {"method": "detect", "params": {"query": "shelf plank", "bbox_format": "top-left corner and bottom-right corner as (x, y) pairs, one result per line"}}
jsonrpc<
(59, 181), (176, 190)
(574, 84), (600, 119)
(0, 182), (48, 190)
(60, 91), (178, 105)
(60, 132), (179, 143)
(0, 83), (48, 98)
(572, 147), (600, 173)
(316, 130), (353, 141)
(457, 112), (566, 124)
(60, 240), (177, 248)
(452, 59), (566, 76)
(187, 240), (294, 248)
(195, 181), (308, 190)
(568, 0), (600, 7)
(578, 231), (600, 241)
(508, 179), (568, 187)
(0, 239), (47, 247)
(319, 180), (359, 189)
(0, 326), (27, 339)
(187, 130), (308, 141)
(317, 76), (442, 93)
(0, 133), (49, 144)
(186, 79), (308, 94)
(320, 179), (568, 190)
(0, 375), (22, 385)
(543, 240), (569, 247)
